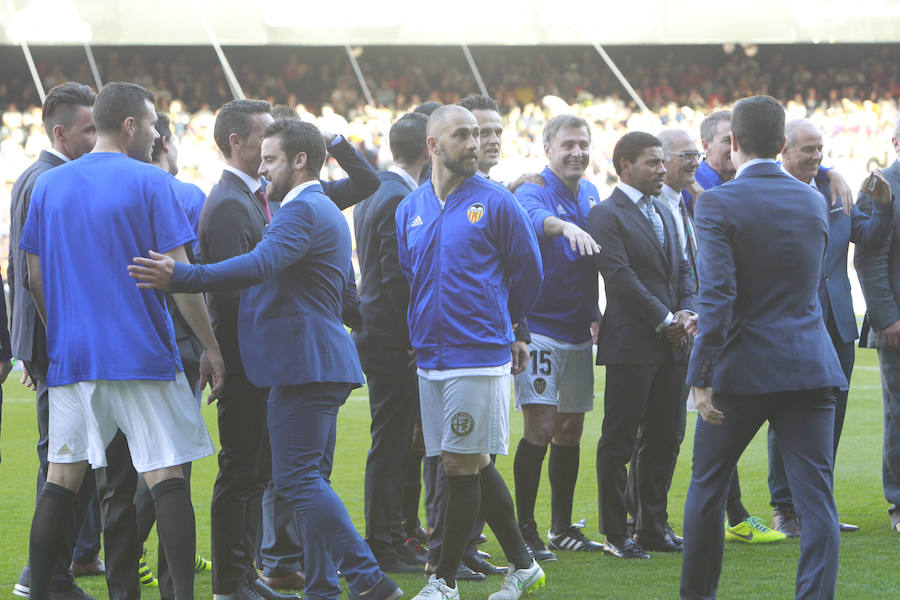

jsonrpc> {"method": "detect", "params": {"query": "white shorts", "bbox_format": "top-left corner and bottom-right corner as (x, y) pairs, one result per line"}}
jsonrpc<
(514, 333), (595, 413)
(48, 373), (215, 473)
(418, 368), (511, 458)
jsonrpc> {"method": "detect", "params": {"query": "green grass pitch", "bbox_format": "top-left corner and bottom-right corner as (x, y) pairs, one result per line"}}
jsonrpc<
(1, 348), (897, 598)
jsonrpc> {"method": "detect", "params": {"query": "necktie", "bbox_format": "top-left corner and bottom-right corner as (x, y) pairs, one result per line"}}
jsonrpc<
(255, 188), (272, 222)
(680, 200), (698, 291)
(640, 197), (665, 247)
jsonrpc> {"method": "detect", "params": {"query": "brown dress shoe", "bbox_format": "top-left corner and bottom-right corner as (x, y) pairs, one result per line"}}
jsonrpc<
(772, 508), (801, 538)
(259, 572), (306, 592)
(70, 555), (106, 577)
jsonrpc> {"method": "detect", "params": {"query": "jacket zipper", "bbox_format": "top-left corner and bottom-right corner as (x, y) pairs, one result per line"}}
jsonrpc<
(435, 195), (445, 370)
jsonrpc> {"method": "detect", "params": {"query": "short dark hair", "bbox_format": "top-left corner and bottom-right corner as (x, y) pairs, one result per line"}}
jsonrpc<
(458, 95), (500, 115)
(700, 110), (731, 144)
(92, 82), (153, 134)
(42, 81), (96, 138)
(150, 112), (172, 163)
(263, 119), (326, 176)
(214, 99), (272, 158)
(413, 101), (442, 116)
(390, 113), (428, 165)
(612, 132), (662, 176)
(271, 104), (300, 121)
(543, 114), (590, 146)
(731, 96), (785, 158)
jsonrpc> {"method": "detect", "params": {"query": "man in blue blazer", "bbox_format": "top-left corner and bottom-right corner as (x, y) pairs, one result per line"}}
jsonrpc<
(681, 96), (847, 600)
(129, 119), (401, 600)
(768, 119), (893, 536)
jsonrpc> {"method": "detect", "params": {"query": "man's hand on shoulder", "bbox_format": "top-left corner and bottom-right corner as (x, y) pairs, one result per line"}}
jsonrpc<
(129, 250), (176, 289)
(508, 173), (544, 193)
(881, 319), (900, 351)
(693, 386), (724, 425)
(827, 169), (853, 215)
(561, 222), (601, 256)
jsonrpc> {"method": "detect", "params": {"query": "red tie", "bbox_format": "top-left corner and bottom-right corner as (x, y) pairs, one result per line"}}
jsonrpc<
(255, 188), (272, 222)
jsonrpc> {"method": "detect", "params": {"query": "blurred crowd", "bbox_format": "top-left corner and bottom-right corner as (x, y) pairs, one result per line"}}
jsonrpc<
(1, 43), (899, 264)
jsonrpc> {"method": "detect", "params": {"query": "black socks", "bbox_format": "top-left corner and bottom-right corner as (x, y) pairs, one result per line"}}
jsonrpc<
(435, 473), (481, 587)
(151, 477), (196, 600)
(29, 482), (77, 600)
(549, 443), (580, 533)
(480, 462), (533, 571)
(513, 439), (547, 527)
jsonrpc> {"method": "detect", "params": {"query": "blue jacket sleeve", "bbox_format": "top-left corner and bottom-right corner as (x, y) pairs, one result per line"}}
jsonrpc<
(686, 192), (736, 388)
(171, 200), (315, 294)
(497, 194), (543, 325)
(514, 183), (554, 239)
(851, 191), (894, 251)
(320, 136), (380, 210)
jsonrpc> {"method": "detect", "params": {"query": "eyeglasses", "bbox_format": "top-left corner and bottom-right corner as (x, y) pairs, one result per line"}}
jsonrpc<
(666, 151), (704, 161)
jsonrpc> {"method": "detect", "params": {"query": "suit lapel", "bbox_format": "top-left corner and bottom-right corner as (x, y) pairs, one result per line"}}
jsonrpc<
(223, 170), (267, 222)
(614, 190), (667, 264)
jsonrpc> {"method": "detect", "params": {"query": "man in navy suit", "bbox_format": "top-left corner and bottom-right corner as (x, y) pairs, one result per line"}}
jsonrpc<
(681, 96), (847, 600)
(354, 112), (430, 574)
(8, 81), (101, 600)
(587, 131), (697, 558)
(129, 119), (402, 600)
(768, 119), (893, 537)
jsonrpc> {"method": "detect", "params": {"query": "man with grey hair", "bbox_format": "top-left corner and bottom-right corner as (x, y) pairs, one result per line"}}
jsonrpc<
(771, 118), (892, 537)
(854, 116), (900, 535)
(512, 114), (603, 559)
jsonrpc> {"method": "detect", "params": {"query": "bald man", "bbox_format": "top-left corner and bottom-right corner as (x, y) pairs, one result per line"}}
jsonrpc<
(769, 119), (893, 536)
(396, 106), (546, 600)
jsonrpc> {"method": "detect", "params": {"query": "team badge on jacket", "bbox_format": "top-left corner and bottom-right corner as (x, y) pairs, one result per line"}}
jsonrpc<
(467, 203), (485, 224)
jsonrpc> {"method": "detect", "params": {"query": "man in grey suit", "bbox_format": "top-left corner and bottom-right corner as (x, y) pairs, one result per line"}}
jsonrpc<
(9, 81), (100, 600)
(854, 117), (900, 534)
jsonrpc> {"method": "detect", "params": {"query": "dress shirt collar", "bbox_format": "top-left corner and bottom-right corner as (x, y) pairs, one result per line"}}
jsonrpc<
(477, 169), (491, 179)
(389, 165), (419, 190)
(223, 164), (261, 193)
(46, 148), (71, 163)
(659, 184), (683, 208)
(616, 181), (647, 204)
(780, 165), (817, 190)
(281, 180), (320, 206)
(735, 157), (777, 179)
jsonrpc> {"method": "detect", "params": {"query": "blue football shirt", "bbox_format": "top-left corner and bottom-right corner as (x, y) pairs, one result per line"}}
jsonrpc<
(20, 152), (197, 386)
(169, 174), (206, 258)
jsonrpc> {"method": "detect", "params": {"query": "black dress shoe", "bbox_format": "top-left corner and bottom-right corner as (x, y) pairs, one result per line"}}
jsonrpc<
(424, 562), (486, 582)
(250, 577), (301, 600)
(602, 538), (650, 559)
(772, 508), (801, 538)
(372, 545), (422, 574)
(462, 554), (508, 576)
(634, 532), (682, 553)
(839, 522), (859, 532)
(474, 534), (488, 545)
(665, 522), (684, 545)
(216, 581), (264, 600)
(395, 539), (427, 565)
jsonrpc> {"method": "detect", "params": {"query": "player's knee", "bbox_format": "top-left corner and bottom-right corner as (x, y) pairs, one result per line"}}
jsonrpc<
(552, 413), (585, 445)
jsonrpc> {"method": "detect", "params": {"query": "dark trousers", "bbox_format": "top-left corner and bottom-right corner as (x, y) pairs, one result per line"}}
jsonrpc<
(597, 358), (685, 541)
(27, 359), (99, 590)
(96, 431), (141, 600)
(769, 329), (853, 511)
(211, 375), (271, 594)
(358, 346), (418, 548)
(626, 380), (689, 524)
(267, 382), (382, 600)
(258, 482), (304, 577)
(681, 389), (839, 600)
(876, 348), (900, 524)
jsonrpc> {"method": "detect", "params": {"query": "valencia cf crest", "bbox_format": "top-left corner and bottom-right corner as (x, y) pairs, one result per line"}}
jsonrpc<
(467, 203), (485, 224)
(534, 378), (547, 394)
(450, 412), (475, 436)
(588, 196), (597, 208)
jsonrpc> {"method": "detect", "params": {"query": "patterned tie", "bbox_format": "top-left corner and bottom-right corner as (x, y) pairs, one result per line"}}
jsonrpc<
(640, 196), (665, 247)
(255, 188), (272, 222)
(680, 200), (699, 291)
